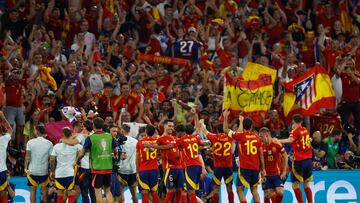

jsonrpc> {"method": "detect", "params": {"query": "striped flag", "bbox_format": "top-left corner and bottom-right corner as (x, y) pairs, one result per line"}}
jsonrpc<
(294, 75), (316, 109)
(283, 65), (336, 121)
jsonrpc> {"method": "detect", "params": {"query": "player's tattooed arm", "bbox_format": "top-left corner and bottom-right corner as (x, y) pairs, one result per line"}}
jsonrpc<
(24, 150), (31, 175)
(49, 156), (56, 173)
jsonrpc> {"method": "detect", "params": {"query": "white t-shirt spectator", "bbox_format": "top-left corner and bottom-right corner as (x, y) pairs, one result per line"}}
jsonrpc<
(72, 32), (96, 56)
(51, 143), (82, 178)
(123, 122), (147, 139)
(89, 73), (104, 94)
(0, 133), (11, 172)
(117, 136), (138, 174)
(26, 136), (53, 176)
(76, 134), (90, 169)
(331, 74), (342, 107)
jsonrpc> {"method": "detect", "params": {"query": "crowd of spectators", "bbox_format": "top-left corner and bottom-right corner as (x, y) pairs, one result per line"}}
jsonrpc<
(1, 0), (360, 176)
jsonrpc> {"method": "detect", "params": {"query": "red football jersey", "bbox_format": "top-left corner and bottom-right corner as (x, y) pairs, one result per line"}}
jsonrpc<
(262, 139), (286, 176)
(178, 134), (202, 167)
(207, 133), (233, 168)
(157, 135), (182, 169)
(290, 126), (313, 161)
(136, 136), (159, 172)
(233, 130), (262, 170)
(311, 113), (341, 138)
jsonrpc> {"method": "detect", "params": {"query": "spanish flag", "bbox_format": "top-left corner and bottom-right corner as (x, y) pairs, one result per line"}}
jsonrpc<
(39, 66), (57, 91)
(339, 0), (352, 33)
(283, 65), (336, 120)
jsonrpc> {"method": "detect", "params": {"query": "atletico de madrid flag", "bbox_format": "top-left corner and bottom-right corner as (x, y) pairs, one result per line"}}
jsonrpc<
(283, 65), (336, 120)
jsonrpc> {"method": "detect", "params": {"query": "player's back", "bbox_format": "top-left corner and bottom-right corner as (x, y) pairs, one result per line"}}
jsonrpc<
(178, 134), (202, 167)
(291, 126), (313, 161)
(207, 133), (233, 168)
(137, 136), (158, 172)
(233, 130), (261, 171)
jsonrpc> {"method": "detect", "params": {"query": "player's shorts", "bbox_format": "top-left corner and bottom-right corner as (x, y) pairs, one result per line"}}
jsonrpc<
(291, 158), (313, 183)
(0, 170), (8, 192)
(92, 174), (112, 188)
(76, 168), (90, 185)
(212, 167), (233, 186)
(185, 165), (202, 190)
(118, 173), (138, 187)
(111, 173), (121, 197)
(27, 175), (49, 187)
(55, 176), (75, 191)
(138, 170), (159, 192)
(237, 168), (260, 188)
(164, 168), (185, 189)
(262, 175), (284, 190)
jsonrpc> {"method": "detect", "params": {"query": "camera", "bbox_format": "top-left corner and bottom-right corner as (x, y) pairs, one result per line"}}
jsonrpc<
(116, 134), (127, 146)
(348, 155), (360, 166)
(343, 123), (360, 135)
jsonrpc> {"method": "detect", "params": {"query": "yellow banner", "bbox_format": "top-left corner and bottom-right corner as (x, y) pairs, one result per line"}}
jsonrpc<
(242, 62), (277, 83)
(224, 84), (273, 112)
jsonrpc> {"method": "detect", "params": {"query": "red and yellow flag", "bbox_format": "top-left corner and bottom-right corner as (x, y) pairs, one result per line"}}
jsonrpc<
(283, 65), (336, 120)
(339, 0), (352, 33)
(223, 63), (277, 126)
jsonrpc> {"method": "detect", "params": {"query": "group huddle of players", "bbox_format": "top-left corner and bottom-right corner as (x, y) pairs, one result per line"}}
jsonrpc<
(135, 109), (313, 203)
(0, 108), (314, 203)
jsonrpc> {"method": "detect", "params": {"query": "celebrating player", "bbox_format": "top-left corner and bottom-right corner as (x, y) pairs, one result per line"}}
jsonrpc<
(136, 125), (161, 203)
(50, 127), (82, 203)
(259, 127), (288, 203)
(199, 112), (235, 203)
(61, 120), (96, 203)
(276, 114), (313, 203)
(117, 124), (138, 203)
(224, 111), (265, 203)
(147, 120), (184, 203)
(0, 111), (13, 203)
(24, 124), (53, 203)
(177, 123), (208, 203)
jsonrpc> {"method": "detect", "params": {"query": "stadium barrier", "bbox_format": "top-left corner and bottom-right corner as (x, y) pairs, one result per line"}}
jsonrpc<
(10, 170), (360, 203)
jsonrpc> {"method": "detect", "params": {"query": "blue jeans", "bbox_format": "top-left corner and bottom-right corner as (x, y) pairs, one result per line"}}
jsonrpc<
(79, 168), (96, 203)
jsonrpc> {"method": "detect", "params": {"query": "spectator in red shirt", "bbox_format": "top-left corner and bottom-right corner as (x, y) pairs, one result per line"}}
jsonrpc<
(144, 78), (166, 103)
(334, 57), (360, 130)
(317, 3), (338, 33)
(113, 83), (142, 122)
(94, 82), (118, 119)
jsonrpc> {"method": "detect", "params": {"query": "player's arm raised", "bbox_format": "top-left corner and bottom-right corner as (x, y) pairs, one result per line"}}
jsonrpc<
(223, 109), (230, 134)
(191, 108), (201, 134)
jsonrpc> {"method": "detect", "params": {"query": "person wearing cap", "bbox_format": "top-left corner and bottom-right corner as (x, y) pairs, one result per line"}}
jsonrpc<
(24, 124), (53, 203)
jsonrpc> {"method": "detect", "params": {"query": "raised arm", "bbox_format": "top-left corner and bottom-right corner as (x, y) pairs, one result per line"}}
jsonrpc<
(223, 109), (230, 134)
